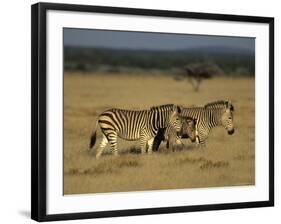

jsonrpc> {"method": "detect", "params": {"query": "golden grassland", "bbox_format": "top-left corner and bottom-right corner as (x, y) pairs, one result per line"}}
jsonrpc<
(64, 72), (255, 194)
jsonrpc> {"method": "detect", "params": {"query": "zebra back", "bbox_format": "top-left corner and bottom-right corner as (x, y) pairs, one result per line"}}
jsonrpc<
(204, 100), (234, 111)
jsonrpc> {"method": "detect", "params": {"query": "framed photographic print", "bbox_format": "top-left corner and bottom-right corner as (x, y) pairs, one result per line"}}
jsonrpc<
(31, 2), (274, 222)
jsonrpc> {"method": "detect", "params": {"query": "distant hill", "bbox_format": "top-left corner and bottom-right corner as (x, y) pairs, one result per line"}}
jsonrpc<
(186, 46), (254, 55)
(64, 46), (255, 76)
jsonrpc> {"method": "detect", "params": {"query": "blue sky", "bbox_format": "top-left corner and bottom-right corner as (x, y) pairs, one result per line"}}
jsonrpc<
(64, 28), (255, 51)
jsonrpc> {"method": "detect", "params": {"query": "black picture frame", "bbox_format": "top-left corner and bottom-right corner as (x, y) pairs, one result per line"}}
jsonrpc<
(31, 2), (274, 222)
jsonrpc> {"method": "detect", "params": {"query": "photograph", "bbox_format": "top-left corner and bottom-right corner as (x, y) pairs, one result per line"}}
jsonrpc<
(63, 28), (255, 195)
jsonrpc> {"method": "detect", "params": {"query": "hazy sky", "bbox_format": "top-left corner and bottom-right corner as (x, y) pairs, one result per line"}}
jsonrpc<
(64, 28), (255, 51)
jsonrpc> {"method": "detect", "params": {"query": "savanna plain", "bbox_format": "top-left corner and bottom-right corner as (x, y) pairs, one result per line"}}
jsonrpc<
(64, 73), (255, 194)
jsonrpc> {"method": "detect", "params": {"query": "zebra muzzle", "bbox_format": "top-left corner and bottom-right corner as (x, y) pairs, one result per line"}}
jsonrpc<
(228, 129), (235, 135)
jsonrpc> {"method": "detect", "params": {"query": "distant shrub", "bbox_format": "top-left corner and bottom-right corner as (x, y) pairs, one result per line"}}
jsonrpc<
(182, 63), (223, 92)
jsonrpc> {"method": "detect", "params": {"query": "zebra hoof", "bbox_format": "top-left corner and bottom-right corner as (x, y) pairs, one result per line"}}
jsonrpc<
(88, 148), (95, 155)
(141, 149), (146, 154)
(95, 153), (102, 159)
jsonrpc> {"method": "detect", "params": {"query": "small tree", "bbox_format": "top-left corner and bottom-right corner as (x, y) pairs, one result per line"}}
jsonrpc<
(183, 63), (222, 92)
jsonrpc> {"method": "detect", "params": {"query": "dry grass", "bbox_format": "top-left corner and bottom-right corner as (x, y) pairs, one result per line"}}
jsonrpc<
(63, 72), (255, 194)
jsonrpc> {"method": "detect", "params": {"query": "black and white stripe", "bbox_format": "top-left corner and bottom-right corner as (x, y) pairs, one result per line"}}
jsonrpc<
(167, 116), (197, 150)
(153, 116), (197, 151)
(153, 100), (234, 149)
(89, 104), (182, 158)
(182, 100), (234, 145)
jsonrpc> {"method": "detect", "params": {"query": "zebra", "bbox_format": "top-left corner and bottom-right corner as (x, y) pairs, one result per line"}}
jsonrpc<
(88, 104), (183, 158)
(167, 117), (198, 151)
(153, 116), (197, 151)
(153, 100), (234, 149)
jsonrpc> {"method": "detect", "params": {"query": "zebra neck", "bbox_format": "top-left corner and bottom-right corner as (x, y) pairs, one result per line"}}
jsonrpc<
(208, 109), (222, 129)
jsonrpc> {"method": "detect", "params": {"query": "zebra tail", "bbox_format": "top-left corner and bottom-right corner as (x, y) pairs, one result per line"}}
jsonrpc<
(89, 120), (98, 149)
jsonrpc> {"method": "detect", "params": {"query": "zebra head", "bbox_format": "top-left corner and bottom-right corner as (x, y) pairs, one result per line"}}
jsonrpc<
(168, 105), (183, 132)
(221, 101), (235, 135)
(181, 117), (197, 142)
(205, 100), (235, 135)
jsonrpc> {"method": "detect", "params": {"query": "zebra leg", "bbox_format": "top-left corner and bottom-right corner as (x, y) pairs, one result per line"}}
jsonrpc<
(168, 134), (178, 151)
(199, 142), (206, 148)
(175, 139), (184, 150)
(147, 138), (155, 154)
(171, 138), (178, 152)
(96, 134), (108, 159)
(194, 136), (206, 149)
(139, 141), (147, 154)
(166, 140), (169, 149)
(152, 129), (165, 151)
(199, 135), (207, 148)
(107, 132), (119, 156)
(195, 131), (207, 148)
(139, 131), (149, 154)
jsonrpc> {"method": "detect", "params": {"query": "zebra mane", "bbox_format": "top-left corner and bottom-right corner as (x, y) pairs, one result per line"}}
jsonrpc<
(150, 104), (182, 114)
(204, 100), (234, 111)
(150, 104), (175, 110)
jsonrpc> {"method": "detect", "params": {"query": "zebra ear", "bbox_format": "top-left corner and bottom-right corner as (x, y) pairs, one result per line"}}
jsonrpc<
(227, 100), (234, 111)
(171, 105), (177, 115)
(194, 118), (197, 124)
(176, 105), (182, 114)
(172, 105), (179, 114)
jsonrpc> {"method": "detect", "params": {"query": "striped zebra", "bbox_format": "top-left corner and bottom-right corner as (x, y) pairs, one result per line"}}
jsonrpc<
(153, 100), (234, 149)
(89, 104), (182, 158)
(153, 116), (197, 151)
